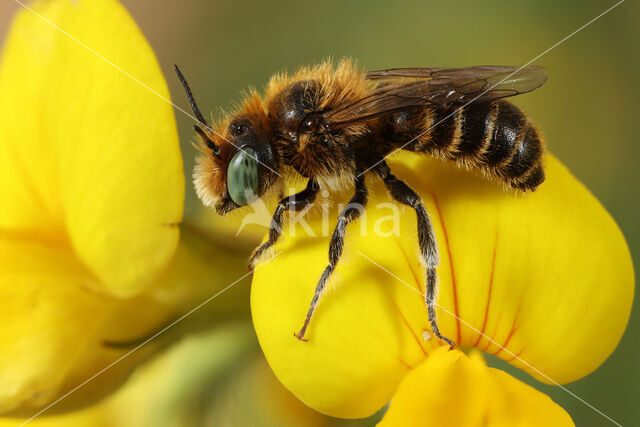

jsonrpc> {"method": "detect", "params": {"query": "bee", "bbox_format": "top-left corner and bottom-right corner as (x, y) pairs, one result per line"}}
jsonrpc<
(174, 59), (547, 346)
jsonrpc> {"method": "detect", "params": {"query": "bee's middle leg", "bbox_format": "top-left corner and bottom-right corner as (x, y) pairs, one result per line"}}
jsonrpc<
(295, 175), (368, 341)
(248, 179), (318, 270)
(376, 162), (455, 348)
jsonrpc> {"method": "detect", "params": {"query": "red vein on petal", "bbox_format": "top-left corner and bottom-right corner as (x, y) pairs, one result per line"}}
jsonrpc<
(503, 347), (527, 363)
(493, 301), (522, 357)
(391, 299), (428, 356)
(397, 357), (413, 370)
(429, 191), (462, 343)
(480, 311), (503, 352)
(472, 232), (498, 348)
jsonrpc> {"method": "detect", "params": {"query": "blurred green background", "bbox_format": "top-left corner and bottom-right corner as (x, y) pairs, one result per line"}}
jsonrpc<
(1, 0), (638, 425)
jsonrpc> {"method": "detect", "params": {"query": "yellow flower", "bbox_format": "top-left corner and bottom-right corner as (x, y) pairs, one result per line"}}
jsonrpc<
(380, 347), (573, 427)
(0, 0), (189, 413)
(251, 154), (634, 422)
(0, 324), (352, 427)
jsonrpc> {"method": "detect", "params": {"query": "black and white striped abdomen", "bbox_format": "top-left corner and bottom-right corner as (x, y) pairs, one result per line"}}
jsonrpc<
(386, 100), (545, 191)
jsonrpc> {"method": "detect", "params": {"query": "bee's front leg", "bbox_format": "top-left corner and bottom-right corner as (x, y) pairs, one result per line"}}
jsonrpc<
(376, 161), (455, 349)
(248, 179), (318, 270)
(295, 175), (368, 341)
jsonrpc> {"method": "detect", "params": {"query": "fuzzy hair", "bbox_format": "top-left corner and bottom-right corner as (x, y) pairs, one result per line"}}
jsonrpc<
(193, 91), (268, 208)
(193, 58), (375, 209)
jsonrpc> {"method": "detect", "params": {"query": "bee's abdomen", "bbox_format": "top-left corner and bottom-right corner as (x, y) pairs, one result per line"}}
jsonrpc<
(463, 100), (545, 190)
(387, 100), (545, 191)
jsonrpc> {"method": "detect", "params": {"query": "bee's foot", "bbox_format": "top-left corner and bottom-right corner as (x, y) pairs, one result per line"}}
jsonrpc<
(437, 334), (455, 350)
(247, 252), (261, 271)
(294, 331), (308, 342)
(430, 323), (455, 349)
(294, 324), (309, 342)
(248, 243), (269, 271)
(247, 251), (258, 271)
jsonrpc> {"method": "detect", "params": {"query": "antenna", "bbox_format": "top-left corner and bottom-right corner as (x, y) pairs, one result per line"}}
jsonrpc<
(174, 64), (209, 127)
(174, 64), (220, 155)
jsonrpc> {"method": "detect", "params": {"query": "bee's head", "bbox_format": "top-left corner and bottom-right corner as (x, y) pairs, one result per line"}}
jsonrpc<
(175, 65), (279, 215)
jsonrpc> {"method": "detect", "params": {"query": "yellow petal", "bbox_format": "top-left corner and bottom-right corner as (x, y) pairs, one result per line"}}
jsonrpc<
(0, 0), (184, 297)
(0, 325), (341, 427)
(0, 0), (192, 413)
(0, 237), (114, 413)
(0, 325), (253, 427)
(0, 224), (246, 414)
(0, 235), (174, 415)
(251, 154), (633, 417)
(379, 347), (573, 427)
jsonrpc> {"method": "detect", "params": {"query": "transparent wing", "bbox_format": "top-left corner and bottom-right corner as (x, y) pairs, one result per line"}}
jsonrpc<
(327, 65), (546, 126)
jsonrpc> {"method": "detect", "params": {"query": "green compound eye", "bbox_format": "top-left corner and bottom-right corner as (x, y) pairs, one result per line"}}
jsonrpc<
(227, 147), (259, 206)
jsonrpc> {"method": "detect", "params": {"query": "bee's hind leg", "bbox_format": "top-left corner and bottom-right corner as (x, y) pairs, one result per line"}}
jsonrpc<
(376, 161), (455, 349)
(295, 175), (368, 341)
(248, 179), (318, 270)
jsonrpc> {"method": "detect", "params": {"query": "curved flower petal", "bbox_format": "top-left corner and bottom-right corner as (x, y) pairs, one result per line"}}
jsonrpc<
(0, 0), (192, 413)
(0, 325), (343, 427)
(0, 225), (244, 414)
(0, 0), (184, 297)
(0, 238), (113, 413)
(379, 347), (573, 427)
(251, 154), (633, 417)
